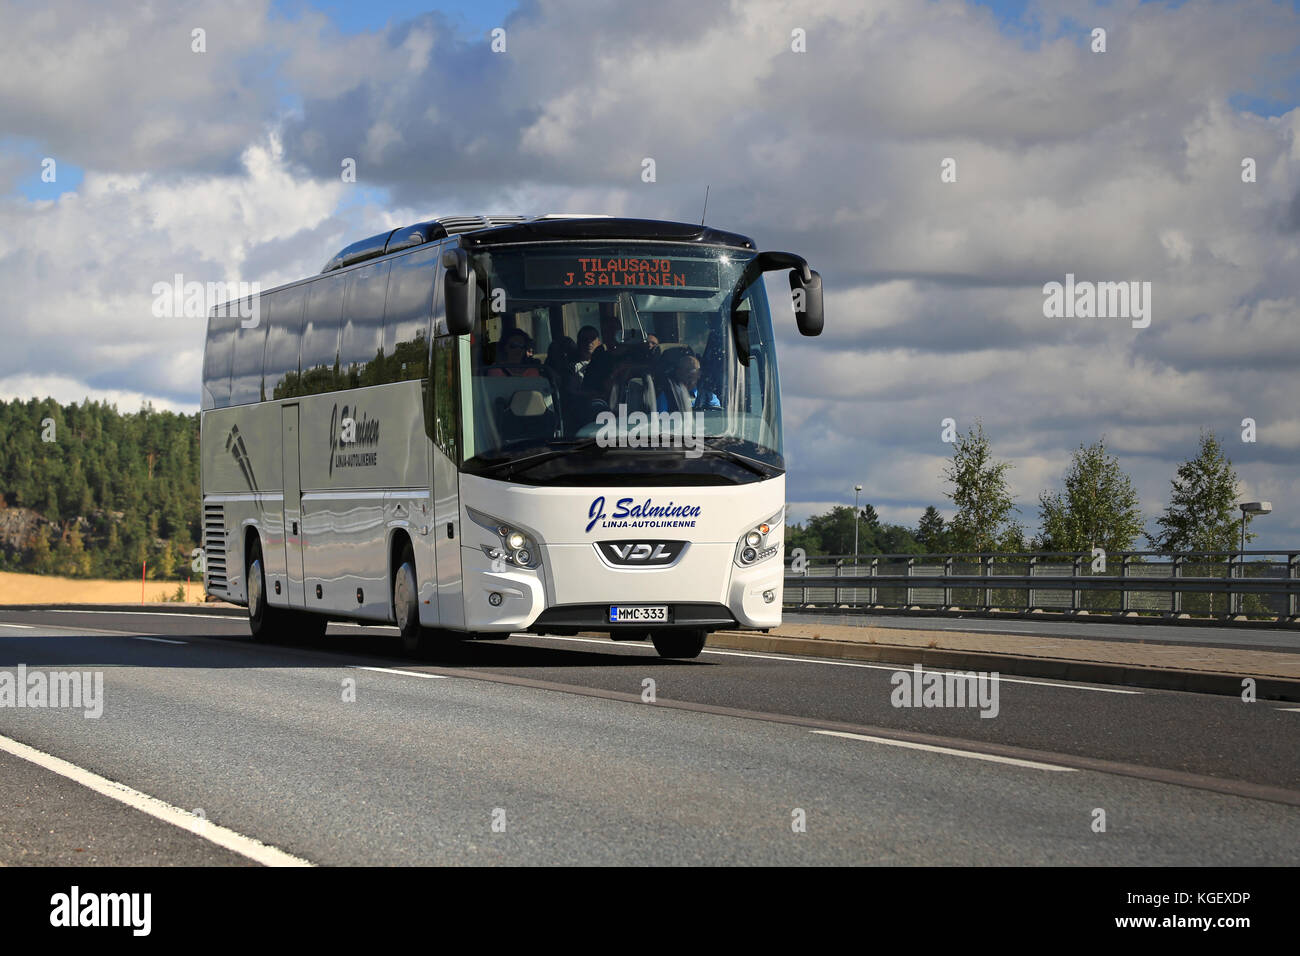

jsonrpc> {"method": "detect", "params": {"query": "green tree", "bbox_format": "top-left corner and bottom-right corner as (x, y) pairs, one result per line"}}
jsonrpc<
(941, 421), (1020, 553)
(806, 505), (859, 555)
(915, 506), (947, 553)
(1147, 431), (1242, 554)
(1037, 439), (1144, 553)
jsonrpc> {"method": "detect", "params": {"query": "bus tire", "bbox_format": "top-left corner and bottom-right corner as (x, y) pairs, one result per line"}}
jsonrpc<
(393, 546), (424, 654)
(247, 539), (281, 642)
(650, 629), (707, 659)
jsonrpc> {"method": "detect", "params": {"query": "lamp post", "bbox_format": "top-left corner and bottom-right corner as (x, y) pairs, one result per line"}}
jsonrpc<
(853, 485), (862, 562)
(1239, 501), (1271, 555)
(853, 485), (863, 606)
(1236, 502), (1272, 615)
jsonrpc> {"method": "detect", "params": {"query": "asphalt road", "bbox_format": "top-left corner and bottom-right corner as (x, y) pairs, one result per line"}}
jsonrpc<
(0, 607), (1296, 865)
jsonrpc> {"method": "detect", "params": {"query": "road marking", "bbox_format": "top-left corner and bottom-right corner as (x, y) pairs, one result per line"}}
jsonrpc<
(45, 610), (242, 621)
(131, 636), (188, 645)
(0, 623), (36, 629)
(1278, 707), (1300, 712)
(521, 634), (1142, 694)
(349, 665), (448, 680)
(810, 729), (1078, 772)
(0, 733), (312, 867)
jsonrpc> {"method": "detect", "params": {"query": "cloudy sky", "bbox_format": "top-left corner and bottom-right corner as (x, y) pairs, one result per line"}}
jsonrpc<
(1, 0), (1297, 546)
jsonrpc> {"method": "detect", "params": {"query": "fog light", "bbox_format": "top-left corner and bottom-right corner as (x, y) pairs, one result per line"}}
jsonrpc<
(763, 589), (775, 604)
(742, 547), (758, 563)
(515, 549), (531, 566)
(488, 591), (503, 607)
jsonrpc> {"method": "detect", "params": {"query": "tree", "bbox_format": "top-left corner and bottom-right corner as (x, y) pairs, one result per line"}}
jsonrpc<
(915, 506), (947, 553)
(1147, 431), (1242, 554)
(941, 421), (1020, 553)
(1037, 439), (1144, 553)
(806, 506), (859, 555)
(859, 504), (881, 534)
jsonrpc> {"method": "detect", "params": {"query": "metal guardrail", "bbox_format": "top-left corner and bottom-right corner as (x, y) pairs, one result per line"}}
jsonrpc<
(783, 550), (1300, 622)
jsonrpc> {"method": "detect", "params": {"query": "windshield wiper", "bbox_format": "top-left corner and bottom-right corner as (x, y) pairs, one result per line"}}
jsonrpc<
(698, 441), (782, 478)
(474, 439), (605, 479)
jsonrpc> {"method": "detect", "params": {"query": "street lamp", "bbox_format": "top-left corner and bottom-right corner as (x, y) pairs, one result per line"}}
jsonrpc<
(1239, 501), (1272, 554)
(1236, 502), (1271, 616)
(853, 485), (863, 608)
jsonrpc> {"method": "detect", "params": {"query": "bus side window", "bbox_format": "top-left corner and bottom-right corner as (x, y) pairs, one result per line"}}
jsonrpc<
(262, 284), (307, 401)
(229, 293), (268, 406)
(202, 308), (237, 410)
(300, 273), (346, 395)
(382, 244), (439, 383)
(432, 335), (460, 462)
(341, 261), (390, 389)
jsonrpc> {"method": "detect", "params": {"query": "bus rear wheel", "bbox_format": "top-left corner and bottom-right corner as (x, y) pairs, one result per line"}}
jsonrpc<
(650, 629), (707, 659)
(247, 540), (282, 642)
(248, 540), (328, 644)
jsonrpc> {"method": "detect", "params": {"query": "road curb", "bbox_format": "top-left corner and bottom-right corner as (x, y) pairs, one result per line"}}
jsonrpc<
(705, 631), (1300, 703)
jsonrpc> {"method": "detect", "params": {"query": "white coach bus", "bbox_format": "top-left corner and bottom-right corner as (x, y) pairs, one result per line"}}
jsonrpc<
(200, 215), (822, 658)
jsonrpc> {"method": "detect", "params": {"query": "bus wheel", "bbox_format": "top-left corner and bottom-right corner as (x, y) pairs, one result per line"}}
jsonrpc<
(650, 629), (707, 659)
(393, 547), (424, 654)
(247, 540), (279, 642)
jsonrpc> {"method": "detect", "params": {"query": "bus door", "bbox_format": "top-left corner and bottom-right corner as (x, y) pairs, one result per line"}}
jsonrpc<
(281, 403), (306, 606)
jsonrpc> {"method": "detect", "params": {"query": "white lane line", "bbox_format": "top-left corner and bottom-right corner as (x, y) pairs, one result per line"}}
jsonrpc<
(1278, 707), (1300, 712)
(810, 729), (1078, 772)
(348, 665), (448, 680)
(131, 636), (188, 645)
(0, 623), (36, 629)
(0, 733), (312, 867)
(523, 634), (1142, 694)
(45, 610), (242, 621)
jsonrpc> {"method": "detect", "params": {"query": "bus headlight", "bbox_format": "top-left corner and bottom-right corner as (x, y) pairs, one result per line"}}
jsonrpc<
(735, 508), (783, 568)
(467, 508), (541, 570)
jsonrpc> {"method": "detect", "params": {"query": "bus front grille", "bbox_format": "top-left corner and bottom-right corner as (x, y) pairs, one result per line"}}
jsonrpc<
(204, 504), (228, 591)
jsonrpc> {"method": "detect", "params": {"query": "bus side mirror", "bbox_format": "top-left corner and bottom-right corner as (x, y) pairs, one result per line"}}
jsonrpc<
(790, 269), (823, 336)
(442, 248), (476, 336)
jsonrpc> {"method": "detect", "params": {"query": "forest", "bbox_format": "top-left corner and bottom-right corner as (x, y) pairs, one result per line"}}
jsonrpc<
(0, 398), (200, 580)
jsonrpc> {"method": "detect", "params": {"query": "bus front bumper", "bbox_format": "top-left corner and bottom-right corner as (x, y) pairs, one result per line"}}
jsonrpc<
(460, 544), (783, 633)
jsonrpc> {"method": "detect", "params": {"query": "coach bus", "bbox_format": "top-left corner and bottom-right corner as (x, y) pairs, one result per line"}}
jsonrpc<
(200, 214), (822, 658)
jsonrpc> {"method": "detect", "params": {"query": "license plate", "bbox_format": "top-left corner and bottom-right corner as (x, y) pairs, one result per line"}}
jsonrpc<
(609, 605), (668, 623)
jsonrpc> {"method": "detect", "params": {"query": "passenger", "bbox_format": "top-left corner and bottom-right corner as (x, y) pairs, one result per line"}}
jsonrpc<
(575, 326), (601, 378)
(544, 336), (583, 413)
(487, 329), (541, 377)
(657, 353), (721, 413)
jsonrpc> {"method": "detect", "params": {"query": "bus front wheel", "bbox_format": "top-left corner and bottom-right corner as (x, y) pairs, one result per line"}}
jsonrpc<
(393, 547), (426, 654)
(650, 629), (707, 659)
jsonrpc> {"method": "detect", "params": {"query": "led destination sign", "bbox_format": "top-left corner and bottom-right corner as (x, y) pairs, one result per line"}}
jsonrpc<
(524, 257), (720, 291)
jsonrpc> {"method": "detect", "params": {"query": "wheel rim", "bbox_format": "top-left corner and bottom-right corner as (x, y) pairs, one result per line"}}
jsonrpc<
(394, 563), (415, 633)
(248, 557), (264, 621)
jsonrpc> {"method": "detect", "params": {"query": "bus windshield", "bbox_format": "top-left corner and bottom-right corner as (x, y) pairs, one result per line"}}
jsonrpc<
(462, 243), (783, 484)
